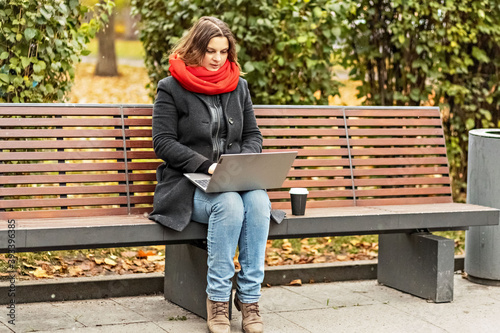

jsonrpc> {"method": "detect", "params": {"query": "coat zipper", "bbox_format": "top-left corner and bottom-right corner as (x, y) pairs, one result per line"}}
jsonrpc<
(211, 96), (222, 162)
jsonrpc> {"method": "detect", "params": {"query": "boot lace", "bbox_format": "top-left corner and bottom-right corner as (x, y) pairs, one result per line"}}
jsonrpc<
(212, 301), (229, 318)
(246, 302), (260, 316)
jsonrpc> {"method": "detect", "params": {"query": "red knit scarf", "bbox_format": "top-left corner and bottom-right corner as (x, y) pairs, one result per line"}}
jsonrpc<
(168, 54), (240, 95)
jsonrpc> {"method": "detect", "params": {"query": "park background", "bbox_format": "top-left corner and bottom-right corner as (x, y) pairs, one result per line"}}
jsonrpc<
(1, 0), (499, 280)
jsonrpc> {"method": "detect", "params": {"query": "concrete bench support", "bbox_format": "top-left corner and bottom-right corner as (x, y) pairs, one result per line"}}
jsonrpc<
(164, 243), (209, 319)
(378, 232), (455, 303)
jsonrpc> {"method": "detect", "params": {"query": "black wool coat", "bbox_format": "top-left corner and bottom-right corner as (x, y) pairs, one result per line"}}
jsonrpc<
(148, 76), (283, 231)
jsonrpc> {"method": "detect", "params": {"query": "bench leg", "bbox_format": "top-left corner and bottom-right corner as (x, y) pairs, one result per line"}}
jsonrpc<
(164, 243), (209, 319)
(378, 232), (454, 303)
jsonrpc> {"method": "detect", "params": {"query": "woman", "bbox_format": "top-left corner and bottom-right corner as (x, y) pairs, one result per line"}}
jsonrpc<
(149, 16), (276, 333)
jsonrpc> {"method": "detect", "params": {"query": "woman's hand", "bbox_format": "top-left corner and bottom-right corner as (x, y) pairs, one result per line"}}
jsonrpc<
(208, 163), (217, 175)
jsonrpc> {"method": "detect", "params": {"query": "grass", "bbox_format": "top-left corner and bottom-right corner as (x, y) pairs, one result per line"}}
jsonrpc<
(84, 39), (145, 60)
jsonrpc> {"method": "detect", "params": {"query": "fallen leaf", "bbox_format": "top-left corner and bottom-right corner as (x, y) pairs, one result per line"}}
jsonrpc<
(33, 267), (50, 278)
(104, 258), (117, 266)
(289, 279), (302, 286)
(79, 261), (95, 271)
(313, 256), (327, 263)
(282, 242), (293, 254)
(133, 267), (149, 273)
(120, 251), (137, 258)
(68, 266), (83, 277)
(137, 249), (156, 258)
(94, 258), (104, 265)
(146, 255), (164, 262)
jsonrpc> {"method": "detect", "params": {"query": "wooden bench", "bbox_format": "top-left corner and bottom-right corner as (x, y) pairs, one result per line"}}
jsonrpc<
(1, 104), (498, 317)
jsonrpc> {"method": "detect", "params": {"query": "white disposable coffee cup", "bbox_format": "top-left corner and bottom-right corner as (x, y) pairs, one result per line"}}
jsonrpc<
(289, 188), (309, 215)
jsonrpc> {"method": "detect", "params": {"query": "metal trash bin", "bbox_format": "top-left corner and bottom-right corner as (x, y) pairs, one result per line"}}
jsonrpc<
(465, 129), (500, 285)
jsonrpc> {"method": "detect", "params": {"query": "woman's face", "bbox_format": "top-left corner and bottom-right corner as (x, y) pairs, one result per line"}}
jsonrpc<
(201, 36), (229, 71)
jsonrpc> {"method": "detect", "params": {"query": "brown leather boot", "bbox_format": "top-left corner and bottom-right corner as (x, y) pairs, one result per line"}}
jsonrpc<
(206, 298), (230, 333)
(234, 295), (263, 333)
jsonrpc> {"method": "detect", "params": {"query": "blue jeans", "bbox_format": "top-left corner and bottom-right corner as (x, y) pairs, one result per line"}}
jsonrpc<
(191, 188), (271, 303)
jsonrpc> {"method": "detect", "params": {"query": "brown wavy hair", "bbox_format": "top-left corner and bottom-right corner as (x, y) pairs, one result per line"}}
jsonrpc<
(170, 16), (241, 71)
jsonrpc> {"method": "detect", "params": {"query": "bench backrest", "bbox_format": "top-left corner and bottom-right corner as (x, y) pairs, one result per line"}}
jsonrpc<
(256, 106), (452, 208)
(0, 104), (452, 219)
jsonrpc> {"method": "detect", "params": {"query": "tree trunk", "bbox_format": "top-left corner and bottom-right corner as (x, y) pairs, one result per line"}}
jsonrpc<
(95, 10), (118, 77)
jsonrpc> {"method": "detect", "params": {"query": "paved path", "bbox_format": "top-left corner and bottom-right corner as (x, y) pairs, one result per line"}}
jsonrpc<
(2, 275), (499, 332)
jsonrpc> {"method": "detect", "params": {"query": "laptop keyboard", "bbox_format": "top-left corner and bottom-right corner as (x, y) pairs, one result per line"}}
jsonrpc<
(193, 178), (210, 190)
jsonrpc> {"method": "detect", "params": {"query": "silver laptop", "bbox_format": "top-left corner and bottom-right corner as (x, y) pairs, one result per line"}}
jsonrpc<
(184, 151), (297, 193)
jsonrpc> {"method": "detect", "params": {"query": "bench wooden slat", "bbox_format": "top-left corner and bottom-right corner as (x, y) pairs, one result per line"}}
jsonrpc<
(0, 129), (124, 138)
(127, 140), (153, 148)
(124, 129), (152, 136)
(288, 169), (352, 177)
(350, 147), (447, 156)
(354, 177), (451, 186)
(282, 179), (353, 187)
(1, 117), (153, 127)
(263, 148), (349, 156)
(348, 128), (444, 136)
(352, 167), (450, 176)
(1, 118), (123, 127)
(346, 118), (443, 126)
(130, 207), (155, 215)
(124, 119), (155, 126)
(268, 189), (354, 200)
(356, 196), (453, 206)
(260, 129), (346, 136)
(356, 187), (452, 197)
(344, 109), (441, 117)
(0, 174), (127, 185)
(0, 207), (129, 220)
(254, 108), (345, 116)
(0, 139), (124, 149)
(122, 108), (154, 116)
(0, 107), (122, 116)
(126, 151), (160, 159)
(351, 157), (449, 166)
(0, 162), (128, 173)
(263, 139), (348, 146)
(129, 184), (156, 192)
(292, 159), (350, 167)
(1, 196), (128, 209)
(0, 185), (131, 196)
(257, 119), (345, 126)
(347, 138), (445, 146)
(124, 118), (153, 126)
(272, 200), (355, 209)
(0, 151), (125, 161)
(129, 196), (154, 204)
(127, 162), (162, 170)
(128, 173), (156, 181)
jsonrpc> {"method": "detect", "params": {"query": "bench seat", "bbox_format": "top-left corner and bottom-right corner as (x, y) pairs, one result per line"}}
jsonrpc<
(1, 203), (497, 252)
